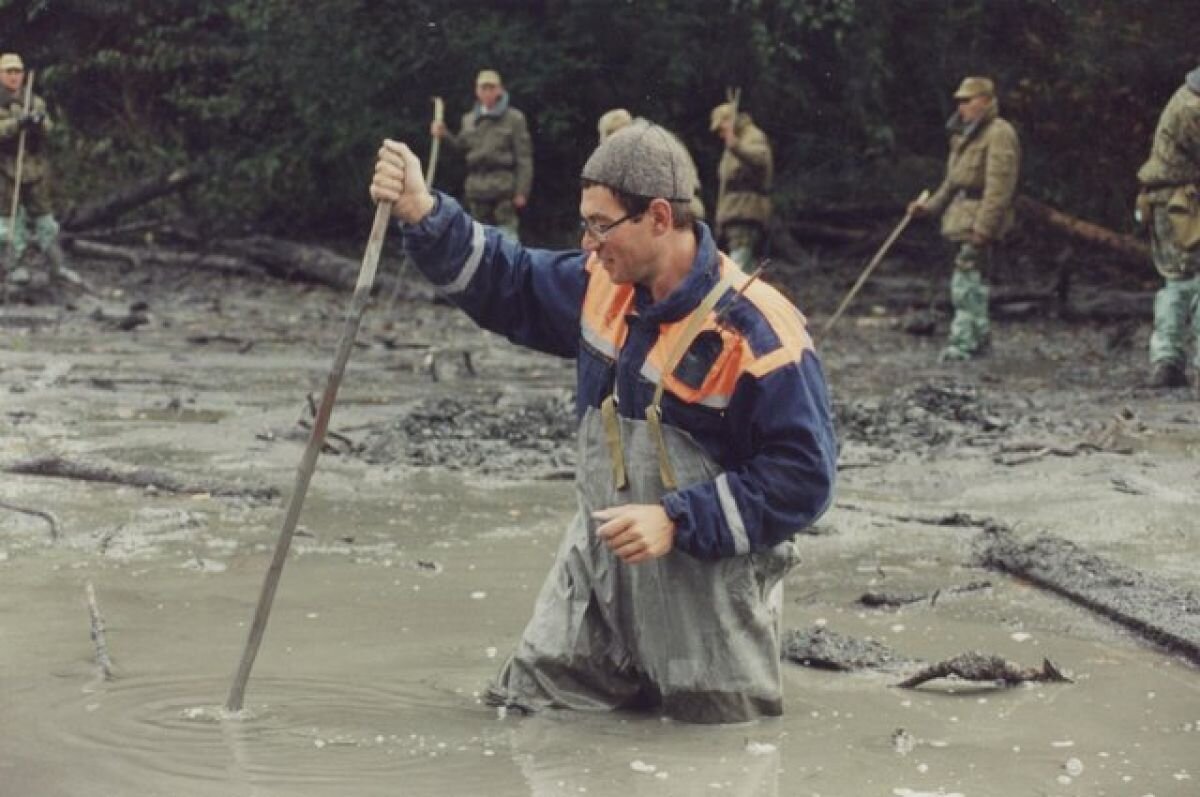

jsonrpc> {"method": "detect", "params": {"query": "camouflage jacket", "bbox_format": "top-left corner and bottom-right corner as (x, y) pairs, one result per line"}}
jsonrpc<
(715, 114), (773, 227)
(0, 85), (52, 182)
(445, 92), (533, 202)
(927, 103), (1020, 242)
(1136, 79), (1200, 202)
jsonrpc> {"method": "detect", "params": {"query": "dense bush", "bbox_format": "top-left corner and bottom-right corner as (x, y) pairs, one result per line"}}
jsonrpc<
(1, 0), (1193, 245)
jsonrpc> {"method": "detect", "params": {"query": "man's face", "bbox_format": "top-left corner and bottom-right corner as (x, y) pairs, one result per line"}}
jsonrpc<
(1, 67), (23, 94)
(957, 93), (991, 124)
(475, 82), (502, 109)
(579, 185), (654, 286)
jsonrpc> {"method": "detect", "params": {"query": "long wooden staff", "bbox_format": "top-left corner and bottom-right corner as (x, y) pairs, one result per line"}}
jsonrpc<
(226, 200), (392, 713)
(385, 98), (443, 311)
(820, 189), (930, 339)
(2, 69), (34, 304)
(715, 85), (741, 240)
(425, 96), (444, 187)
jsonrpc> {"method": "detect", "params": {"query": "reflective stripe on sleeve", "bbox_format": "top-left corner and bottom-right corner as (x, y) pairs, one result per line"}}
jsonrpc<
(715, 473), (750, 555)
(442, 221), (486, 295)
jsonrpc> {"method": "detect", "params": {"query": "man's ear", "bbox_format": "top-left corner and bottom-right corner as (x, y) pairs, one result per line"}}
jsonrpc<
(648, 198), (673, 233)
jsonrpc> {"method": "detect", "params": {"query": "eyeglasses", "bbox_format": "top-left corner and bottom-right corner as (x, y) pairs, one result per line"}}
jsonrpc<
(579, 212), (643, 243)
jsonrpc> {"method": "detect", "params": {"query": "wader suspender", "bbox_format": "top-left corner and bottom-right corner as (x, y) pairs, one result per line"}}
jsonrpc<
(600, 272), (737, 492)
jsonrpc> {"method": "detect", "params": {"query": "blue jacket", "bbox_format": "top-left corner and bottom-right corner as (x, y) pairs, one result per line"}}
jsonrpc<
(401, 193), (837, 559)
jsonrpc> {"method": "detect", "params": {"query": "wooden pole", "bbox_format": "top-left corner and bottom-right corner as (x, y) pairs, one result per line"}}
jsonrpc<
(2, 69), (34, 304)
(225, 200), (392, 713)
(715, 86), (741, 240)
(426, 96), (444, 187)
(821, 189), (930, 339)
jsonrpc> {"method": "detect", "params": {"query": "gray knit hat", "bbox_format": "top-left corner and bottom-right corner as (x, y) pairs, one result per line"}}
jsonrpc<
(581, 120), (698, 202)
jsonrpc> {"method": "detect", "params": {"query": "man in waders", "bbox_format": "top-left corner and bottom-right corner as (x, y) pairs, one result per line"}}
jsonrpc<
(370, 121), (836, 724)
(909, 76), (1020, 362)
(1135, 64), (1200, 390)
(0, 53), (66, 285)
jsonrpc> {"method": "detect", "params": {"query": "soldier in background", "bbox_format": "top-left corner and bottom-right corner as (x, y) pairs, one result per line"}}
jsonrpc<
(909, 76), (1020, 362)
(432, 69), (532, 242)
(710, 101), (773, 269)
(0, 52), (65, 284)
(1135, 64), (1200, 390)
(597, 108), (705, 222)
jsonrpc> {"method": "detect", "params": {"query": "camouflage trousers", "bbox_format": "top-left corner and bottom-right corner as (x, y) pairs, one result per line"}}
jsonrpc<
(723, 222), (762, 270)
(0, 175), (59, 263)
(1149, 206), (1200, 368)
(942, 241), (991, 361)
(467, 197), (519, 243)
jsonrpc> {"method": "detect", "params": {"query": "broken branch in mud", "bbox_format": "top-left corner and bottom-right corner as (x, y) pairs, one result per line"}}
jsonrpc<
(85, 581), (115, 681)
(894, 651), (1069, 689)
(0, 498), (59, 541)
(4, 454), (279, 500)
(981, 529), (1200, 666)
(993, 439), (1130, 467)
(859, 580), (992, 608)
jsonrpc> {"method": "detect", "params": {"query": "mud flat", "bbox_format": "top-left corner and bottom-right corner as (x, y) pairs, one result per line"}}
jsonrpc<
(2, 255), (1198, 796)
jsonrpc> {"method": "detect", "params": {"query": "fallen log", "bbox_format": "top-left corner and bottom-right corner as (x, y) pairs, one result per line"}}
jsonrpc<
(62, 167), (201, 232)
(67, 239), (261, 276)
(1016, 195), (1150, 264)
(981, 530), (1200, 665)
(4, 454), (279, 500)
(218, 235), (360, 289)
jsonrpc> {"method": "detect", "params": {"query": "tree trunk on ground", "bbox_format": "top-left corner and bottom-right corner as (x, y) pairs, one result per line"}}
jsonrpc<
(61, 168), (201, 232)
(1017, 196), (1150, 263)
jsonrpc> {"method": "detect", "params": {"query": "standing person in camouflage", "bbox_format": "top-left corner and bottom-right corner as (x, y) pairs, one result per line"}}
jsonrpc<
(710, 101), (773, 269)
(1135, 65), (1200, 390)
(431, 69), (532, 242)
(910, 77), (1020, 362)
(0, 52), (64, 284)
(597, 108), (706, 222)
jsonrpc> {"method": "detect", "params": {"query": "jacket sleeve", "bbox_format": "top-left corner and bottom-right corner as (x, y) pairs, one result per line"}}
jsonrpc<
(511, 109), (533, 198)
(974, 123), (1019, 240)
(400, 192), (587, 358)
(0, 105), (19, 142)
(926, 151), (956, 217)
(661, 352), (837, 559)
(729, 128), (771, 172)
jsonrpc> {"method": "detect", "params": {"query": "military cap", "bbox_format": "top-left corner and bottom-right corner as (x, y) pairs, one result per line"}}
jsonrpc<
(476, 69), (502, 87)
(953, 77), (995, 99)
(0, 53), (24, 71)
(710, 102), (737, 131)
(581, 120), (698, 202)
(597, 108), (633, 142)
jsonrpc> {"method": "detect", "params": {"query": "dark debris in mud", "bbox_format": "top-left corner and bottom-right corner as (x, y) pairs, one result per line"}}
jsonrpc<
(781, 626), (917, 672)
(359, 392), (577, 476)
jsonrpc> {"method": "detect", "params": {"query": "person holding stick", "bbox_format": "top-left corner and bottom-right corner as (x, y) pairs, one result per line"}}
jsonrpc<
(370, 121), (836, 724)
(0, 53), (64, 286)
(1135, 64), (1200, 390)
(908, 76), (1020, 362)
(710, 97), (773, 269)
(431, 69), (532, 243)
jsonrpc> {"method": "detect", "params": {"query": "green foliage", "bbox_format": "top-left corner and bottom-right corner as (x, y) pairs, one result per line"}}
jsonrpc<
(1, 0), (1195, 242)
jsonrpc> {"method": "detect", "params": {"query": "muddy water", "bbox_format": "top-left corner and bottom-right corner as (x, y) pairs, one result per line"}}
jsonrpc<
(3, 262), (1199, 796)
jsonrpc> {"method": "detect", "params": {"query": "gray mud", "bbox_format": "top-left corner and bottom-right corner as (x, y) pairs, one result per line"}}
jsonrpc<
(2, 255), (1198, 796)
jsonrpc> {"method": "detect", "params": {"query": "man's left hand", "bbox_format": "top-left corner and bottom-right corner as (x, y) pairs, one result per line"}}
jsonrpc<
(593, 504), (676, 564)
(512, 194), (527, 210)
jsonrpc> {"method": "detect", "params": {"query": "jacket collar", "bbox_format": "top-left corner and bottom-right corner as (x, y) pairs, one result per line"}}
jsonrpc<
(1188, 66), (1200, 95)
(633, 222), (721, 324)
(474, 91), (510, 121)
(946, 101), (998, 142)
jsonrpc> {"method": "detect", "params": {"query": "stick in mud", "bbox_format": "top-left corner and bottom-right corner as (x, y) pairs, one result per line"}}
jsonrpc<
(225, 201), (392, 713)
(86, 581), (115, 681)
(0, 498), (59, 541)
